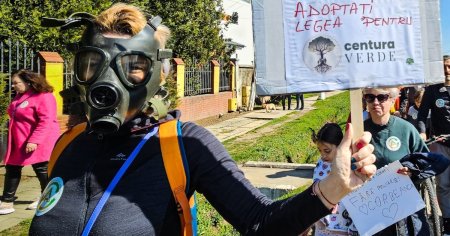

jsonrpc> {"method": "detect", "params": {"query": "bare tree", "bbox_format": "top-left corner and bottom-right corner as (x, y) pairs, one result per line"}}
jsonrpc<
(308, 36), (335, 73)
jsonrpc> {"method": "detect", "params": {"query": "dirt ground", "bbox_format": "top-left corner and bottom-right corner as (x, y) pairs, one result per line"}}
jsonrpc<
(229, 109), (309, 143)
(193, 104), (309, 143)
(194, 109), (255, 127)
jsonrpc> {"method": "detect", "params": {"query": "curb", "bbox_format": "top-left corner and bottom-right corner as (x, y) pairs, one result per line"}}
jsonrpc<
(243, 161), (316, 170)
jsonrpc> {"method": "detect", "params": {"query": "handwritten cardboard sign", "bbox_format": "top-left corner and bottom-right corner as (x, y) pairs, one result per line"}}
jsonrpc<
(252, 0), (443, 95)
(340, 161), (425, 236)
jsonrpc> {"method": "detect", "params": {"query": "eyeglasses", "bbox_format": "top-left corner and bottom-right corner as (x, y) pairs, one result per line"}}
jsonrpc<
(363, 94), (390, 103)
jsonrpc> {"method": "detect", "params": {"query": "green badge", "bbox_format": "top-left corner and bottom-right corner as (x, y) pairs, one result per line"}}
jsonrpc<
(406, 58), (414, 65)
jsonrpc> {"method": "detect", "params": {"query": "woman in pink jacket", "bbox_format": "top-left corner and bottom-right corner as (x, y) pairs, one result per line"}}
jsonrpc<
(0, 69), (60, 215)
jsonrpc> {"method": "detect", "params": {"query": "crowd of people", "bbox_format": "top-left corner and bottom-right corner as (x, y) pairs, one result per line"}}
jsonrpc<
(417, 55), (450, 236)
(362, 87), (431, 235)
(0, 2), (448, 236)
(354, 55), (450, 235)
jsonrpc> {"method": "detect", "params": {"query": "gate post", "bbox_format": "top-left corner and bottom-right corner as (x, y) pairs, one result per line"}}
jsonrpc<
(173, 58), (185, 98)
(37, 52), (64, 116)
(211, 60), (220, 94)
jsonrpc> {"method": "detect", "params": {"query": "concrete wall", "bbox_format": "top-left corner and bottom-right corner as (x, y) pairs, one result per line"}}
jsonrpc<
(240, 66), (254, 87)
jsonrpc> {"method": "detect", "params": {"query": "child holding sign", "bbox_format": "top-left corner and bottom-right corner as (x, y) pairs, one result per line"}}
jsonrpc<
(312, 123), (358, 236)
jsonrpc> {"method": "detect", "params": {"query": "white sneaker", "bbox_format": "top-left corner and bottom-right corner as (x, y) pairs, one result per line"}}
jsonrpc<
(0, 201), (15, 215)
(26, 199), (40, 210)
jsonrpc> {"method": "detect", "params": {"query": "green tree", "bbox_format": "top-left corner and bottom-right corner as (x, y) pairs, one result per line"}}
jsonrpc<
(0, 0), (113, 60)
(145, 0), (230, 65)
(0, 74), (10, 126)
(0, 0), (232, 66)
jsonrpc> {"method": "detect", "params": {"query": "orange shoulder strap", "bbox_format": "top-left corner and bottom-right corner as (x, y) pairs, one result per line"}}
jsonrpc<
(159, 119), (193, 236)
(48, 122), (87, 176)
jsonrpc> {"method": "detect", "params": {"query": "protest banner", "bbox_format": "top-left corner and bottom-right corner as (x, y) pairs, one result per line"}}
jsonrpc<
(340, 161), (425, 235)
(252, 0), (443, 95)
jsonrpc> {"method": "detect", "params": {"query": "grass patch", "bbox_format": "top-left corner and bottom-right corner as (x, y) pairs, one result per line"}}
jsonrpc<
(197, 183), (311, 235)
(303, 93), (318, 99)
(0, 218), (31, 236)
(197, 194), (240, 235)
(276, 184), (311, 200)
(224, 91), (350, 164)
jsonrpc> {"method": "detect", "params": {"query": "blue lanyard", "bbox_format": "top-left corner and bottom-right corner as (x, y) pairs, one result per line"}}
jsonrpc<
(81, 127), (159, 236)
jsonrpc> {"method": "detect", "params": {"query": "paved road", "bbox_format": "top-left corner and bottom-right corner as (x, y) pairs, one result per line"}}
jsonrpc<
(0, 92), (334, 232)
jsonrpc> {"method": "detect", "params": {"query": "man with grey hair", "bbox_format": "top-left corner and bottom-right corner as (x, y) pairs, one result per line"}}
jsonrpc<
(417, 55), (450, 236)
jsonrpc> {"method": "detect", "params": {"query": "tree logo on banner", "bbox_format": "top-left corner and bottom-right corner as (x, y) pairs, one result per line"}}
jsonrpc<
(303, 36), (341, 74)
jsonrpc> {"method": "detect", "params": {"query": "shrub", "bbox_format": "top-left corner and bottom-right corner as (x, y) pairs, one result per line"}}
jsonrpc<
(0, 73), (10, 128)
(164, 71), (181, 110)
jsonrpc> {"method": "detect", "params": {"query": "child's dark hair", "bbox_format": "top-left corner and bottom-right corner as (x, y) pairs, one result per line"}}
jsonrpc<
(311, 123), (343, 146)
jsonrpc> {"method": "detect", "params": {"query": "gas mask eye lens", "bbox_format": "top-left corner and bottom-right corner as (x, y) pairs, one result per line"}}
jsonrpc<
(76, 51), (105, 82)
(121, 54), (151, 85)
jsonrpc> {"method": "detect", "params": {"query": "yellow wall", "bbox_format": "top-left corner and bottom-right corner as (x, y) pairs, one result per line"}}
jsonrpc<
(176, 64), (185, 98)
(45, 63), (64, 116)
(213, 63), (220, 94)
(230, 63), (236, 98)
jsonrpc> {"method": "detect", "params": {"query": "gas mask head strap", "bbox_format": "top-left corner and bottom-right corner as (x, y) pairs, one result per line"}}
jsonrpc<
(41, 12), (96, 30)
(148, 16), (162, 31)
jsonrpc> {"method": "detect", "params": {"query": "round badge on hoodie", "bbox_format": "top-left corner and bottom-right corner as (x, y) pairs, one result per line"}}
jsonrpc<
(436, 99), (445, 108)
(35, 177), (64, 216)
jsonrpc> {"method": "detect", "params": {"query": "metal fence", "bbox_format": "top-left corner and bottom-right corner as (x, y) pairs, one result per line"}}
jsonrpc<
(0, 39), (42, 102)
(219, 61), (231, 92)
(184, 59), (212, 96)
(63, 61), (74, 89)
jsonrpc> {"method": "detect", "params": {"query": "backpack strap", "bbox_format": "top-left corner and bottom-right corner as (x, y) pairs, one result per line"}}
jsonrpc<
(48, 122), (87, 176)
(159, 119), (194, 236)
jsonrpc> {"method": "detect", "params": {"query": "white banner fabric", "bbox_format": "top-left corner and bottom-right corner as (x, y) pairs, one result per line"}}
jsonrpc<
(252, 0), (443, 95)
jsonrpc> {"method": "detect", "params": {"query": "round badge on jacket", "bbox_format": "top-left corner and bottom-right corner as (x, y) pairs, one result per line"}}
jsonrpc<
(386, 136), (401, 151)
(19, 101), (29, 108)
(35, 177), (64, 216)
(436, 99), (445, 108)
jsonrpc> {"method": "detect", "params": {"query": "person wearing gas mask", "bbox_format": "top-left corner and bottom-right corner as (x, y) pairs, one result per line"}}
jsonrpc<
(29, 4), (376, 235)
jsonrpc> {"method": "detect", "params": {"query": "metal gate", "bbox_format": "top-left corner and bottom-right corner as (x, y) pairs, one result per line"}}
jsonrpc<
(0, 39), (42, 102)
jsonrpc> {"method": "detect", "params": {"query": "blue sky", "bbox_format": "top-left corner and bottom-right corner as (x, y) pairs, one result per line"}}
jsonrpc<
(442, 0), (450, 55)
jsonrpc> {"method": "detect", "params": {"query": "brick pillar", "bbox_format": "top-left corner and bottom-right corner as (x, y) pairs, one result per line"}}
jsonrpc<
(173, 58), (185, 98)
(211, 60), (220, 94)
(37, 51), (64, 116)
(230, 61), (236, 98)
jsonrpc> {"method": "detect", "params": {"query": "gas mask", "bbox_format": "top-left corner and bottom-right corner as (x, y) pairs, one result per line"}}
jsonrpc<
(42, 13), (172, 134)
